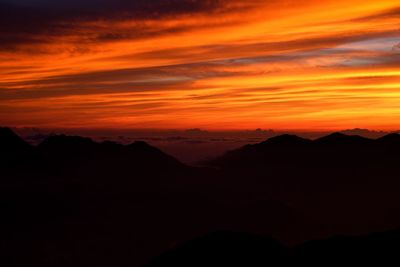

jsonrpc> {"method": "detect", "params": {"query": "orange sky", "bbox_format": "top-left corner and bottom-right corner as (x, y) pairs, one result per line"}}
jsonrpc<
(1, 0), (400, 130)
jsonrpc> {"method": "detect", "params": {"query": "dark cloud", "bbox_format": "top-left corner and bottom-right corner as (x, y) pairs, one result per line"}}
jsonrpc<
(0, 0), (229, 49)
(0, 59), (242, 100)
(1, 0), (226, 20)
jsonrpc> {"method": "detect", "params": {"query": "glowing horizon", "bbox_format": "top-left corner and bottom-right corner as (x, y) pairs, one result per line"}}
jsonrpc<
(1, 0), (400, 130)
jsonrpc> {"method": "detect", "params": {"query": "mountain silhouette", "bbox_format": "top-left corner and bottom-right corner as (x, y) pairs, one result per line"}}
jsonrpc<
(147, 231), (286, 267)
(260, 134), (312, 146)
(148, 230), (400, 266)
(0, 128), (306, 266)
(33, 133), (186, 188)
(3, 127), (400, 266)
(0, 127), (32, 154)
(207, 132), (400, 169)
(0, 127), (34, 169)
(206, 132), (400, 239)
(314, 132), (372, 145)
(339, 128), (390, 138)
(38, 134), (96, 151)
(292, 229), (400, 264)
(38, 134), (182, 167)
(377, 132), (400, 144)
(0, 127), (30, 148)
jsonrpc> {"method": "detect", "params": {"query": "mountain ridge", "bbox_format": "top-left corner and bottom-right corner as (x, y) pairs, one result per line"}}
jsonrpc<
(3, 127), (400, 266)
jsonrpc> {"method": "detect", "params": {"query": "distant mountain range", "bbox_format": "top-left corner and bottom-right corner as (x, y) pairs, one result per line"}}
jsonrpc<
(9, 126), (399, 164)
(2, 127), (400, 266)
(207, 131), (400, 169)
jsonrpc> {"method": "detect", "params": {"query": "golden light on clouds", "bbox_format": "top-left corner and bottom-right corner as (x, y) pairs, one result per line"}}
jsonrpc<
(1, 0), (400, 130)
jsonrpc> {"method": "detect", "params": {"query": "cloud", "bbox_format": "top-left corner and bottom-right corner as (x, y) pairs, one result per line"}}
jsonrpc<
(354, 6), (400, 22)
(393, 43), (400, 52)
(0, 0), (242, 50)
(1, 0), (400, 130)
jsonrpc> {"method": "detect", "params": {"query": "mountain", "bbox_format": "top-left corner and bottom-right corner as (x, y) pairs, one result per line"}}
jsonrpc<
(147, 231), (286, 267)
(38, 134), (96, 151)
(3, 128), (400, 266)
(207, 132), (400, 168)
(0, 127), (32, 153)
(205, 132), (400, 238)
(38, 134), (182, 167)
(292, 229), (400, 264)
(340, 128), (391, 138)
(148, 230), (400, 266)
(377, 132), (400, 144)
(0, 127), (33, 168)
(260, 134), (312, 147)
(32, 134), (188, 191)
(314, 132), (372, 145)
(0, 129), (305, 266)
(207, 134), (312, 169)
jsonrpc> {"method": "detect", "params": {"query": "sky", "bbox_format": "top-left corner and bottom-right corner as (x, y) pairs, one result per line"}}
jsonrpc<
(1, 0), (400, 130)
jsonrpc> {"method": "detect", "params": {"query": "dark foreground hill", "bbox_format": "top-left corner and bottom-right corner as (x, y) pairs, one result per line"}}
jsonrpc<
(2, 127), (400, 266)
(148, 230), (400, 266)
(206, 132), (400, 237)
(0, 127), (299, 266)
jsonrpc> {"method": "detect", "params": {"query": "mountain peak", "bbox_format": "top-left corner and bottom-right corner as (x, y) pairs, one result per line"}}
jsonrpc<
(126, 141), (182, 166)
(377, 133), (400, 143)
(148, 231), (285, 266)
(129, 140), (153, 148)
(38, 134), (96, 151)
(127, 141), (163, 154)
(0, 127), (31, 150)
(262, 134), (311, 146)
(0, 127), (21, 140)
(315, 132), (370, 144)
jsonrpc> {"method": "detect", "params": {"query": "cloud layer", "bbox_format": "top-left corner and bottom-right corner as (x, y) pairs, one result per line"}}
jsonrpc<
(1, 0), (400, 130)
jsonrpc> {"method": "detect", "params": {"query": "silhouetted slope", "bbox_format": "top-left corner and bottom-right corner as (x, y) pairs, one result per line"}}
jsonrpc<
(314, 132), (372, 145)
(340, 128), (390, 138)
(3, 128), (400, 266)
(261, 134), (312, 147)
(38, 134), (97, 152)
(292, 229), (400, 264)
(206, 132), (400, 238)
(148, 230), (400, 266)
(0, 127), (31, 150)
(0, 127), (33, 166)
(38, 134), (182, 168)
(0, 129), (304, 266)
(377, 133), (400, 143)
(147, 231), (286, 267)
(208, 132), (400, 170)
(207, 134), (312, 169)
(34, 134), (186, 188)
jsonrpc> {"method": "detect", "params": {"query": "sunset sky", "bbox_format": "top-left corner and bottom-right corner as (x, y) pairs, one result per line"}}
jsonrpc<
(1, 0), (400, 130)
